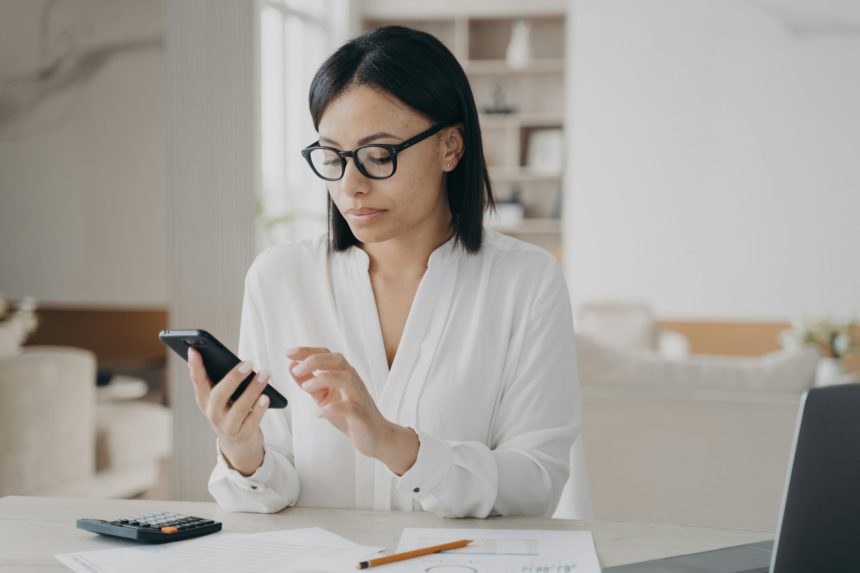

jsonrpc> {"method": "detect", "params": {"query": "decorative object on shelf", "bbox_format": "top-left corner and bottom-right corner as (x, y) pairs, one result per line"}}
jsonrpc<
(779, 317), (860, 386)
(0, 293), (39, 359)
(506, 19), (532, 69)
(526, 127), (564, 174)
(486, 186), (525, 229)
(482, 83), (515, 115)
(486, 202), (525, 230)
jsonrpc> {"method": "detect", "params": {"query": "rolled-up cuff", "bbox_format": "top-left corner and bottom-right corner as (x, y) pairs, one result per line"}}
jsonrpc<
(215, 439), (273, 491)
(394, 428), (454, 503)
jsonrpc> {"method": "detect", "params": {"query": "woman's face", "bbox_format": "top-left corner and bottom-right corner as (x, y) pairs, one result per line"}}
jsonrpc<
(317, 84), (461, 246)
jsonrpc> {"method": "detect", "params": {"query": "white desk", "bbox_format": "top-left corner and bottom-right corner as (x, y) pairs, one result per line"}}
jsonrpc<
(0, 496), (772, 571)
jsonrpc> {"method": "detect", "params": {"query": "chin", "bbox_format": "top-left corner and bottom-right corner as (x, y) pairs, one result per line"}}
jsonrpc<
(348, 224), (399, 245)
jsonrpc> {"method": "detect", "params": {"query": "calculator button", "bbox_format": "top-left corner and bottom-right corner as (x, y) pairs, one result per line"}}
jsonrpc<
(160, 526), (179, 533)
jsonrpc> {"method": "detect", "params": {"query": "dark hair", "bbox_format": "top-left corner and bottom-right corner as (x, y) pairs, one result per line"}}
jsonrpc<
(308, 25), (495, 254)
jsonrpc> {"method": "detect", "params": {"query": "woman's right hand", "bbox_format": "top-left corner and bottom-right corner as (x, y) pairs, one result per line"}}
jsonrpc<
(187, 347), (271, 476)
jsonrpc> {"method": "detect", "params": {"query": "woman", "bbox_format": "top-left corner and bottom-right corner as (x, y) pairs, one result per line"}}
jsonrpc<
(187, 26), (581, 518)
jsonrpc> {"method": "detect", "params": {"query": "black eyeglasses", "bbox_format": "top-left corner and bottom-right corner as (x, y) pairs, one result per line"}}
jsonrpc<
(301, 123), (448, 181)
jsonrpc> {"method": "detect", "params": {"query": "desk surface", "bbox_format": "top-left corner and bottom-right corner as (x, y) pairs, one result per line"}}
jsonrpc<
(0, 496), (772, 571)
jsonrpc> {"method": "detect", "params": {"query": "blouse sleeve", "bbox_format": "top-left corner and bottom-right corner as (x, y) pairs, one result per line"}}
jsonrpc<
(394, 259), (581, 518)
(207, 257), (301, 513)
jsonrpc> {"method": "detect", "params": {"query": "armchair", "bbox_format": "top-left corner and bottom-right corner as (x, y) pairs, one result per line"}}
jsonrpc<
(0, 345), (171, 498)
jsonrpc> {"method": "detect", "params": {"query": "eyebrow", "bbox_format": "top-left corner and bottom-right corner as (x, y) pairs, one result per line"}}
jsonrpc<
(319, 131), (404, 147)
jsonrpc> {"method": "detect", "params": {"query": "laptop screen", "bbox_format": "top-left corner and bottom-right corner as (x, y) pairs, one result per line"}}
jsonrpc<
(771, 384), (860, 572)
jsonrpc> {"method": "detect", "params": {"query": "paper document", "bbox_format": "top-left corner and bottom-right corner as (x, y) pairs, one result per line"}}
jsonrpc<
(55, 527), (382, 573)
(375, 527), (602, 573)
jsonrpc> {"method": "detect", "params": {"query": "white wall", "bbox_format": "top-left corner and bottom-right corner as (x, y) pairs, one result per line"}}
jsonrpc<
(0, 0), (167, 308)
(565, 0), (860, 321)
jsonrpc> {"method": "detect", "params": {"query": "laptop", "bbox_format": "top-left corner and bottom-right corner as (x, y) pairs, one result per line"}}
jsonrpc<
(605, 383), (860, 573)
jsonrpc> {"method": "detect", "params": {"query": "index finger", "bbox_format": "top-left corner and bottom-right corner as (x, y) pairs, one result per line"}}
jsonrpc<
(187, 347), (212, 406)
(209, 360), (256, 411)
(285, 346), (330, 360)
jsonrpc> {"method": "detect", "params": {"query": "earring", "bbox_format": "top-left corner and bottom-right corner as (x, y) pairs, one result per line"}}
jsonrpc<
(446, 163), (451, 170)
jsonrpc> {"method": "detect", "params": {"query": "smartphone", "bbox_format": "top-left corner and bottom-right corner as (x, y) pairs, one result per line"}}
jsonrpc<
(159, 329), (287, 409)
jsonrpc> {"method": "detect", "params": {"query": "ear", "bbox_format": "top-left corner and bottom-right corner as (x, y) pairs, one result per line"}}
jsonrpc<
(440, 124), (465, 173)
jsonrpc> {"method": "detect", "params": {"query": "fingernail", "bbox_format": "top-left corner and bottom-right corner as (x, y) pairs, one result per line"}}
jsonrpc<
(258, 395), (269, 407)
(301, 379), (317, 391)
(238, 361), (253, 374)
(258, 369), (270, 384)
(187, 348), (196, 363)
(285, 347), (299, 356)
(293, 361), (309, 376)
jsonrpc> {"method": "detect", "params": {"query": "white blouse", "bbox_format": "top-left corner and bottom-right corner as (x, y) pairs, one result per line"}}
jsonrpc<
(208, 228), (582, 518)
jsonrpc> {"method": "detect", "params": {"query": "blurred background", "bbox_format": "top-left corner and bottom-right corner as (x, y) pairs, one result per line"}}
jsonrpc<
(1, 0), (858, 532)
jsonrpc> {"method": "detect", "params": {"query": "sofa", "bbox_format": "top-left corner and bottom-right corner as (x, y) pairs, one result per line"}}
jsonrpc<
(0, 345), (172, 498)
(560, 334), (821, 531)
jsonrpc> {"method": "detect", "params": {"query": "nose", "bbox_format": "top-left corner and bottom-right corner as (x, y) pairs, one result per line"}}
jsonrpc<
(339, 155), (369, 197)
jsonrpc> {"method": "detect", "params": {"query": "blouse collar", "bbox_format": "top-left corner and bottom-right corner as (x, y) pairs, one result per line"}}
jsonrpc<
(347, 232), (460, 271)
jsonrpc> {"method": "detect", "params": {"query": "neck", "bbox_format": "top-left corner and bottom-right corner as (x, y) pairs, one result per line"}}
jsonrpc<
(362, 214), (454, 278)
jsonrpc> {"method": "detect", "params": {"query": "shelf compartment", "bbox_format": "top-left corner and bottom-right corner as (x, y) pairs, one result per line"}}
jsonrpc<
(488, 167), (562, 183)
(468, 16), (565, 61)
(363, 19), (459, 56)
(471, 74), (564, 116)
(479, 112), (564, 128)
(486, 218), (562, 234)
(462, 58), (564, 75)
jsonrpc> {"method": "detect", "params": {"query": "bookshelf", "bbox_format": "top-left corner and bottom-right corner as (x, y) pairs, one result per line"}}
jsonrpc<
(360, 1), (567, 259)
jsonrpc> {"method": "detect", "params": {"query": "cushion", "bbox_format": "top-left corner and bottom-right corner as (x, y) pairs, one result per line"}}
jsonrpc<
(576, 302), (660, 352)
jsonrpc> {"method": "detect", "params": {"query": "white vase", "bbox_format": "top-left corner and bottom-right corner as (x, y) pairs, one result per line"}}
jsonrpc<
(506, 20), (532, 69)
(0, 318), (25, 360)
(814, 356), (846, 387)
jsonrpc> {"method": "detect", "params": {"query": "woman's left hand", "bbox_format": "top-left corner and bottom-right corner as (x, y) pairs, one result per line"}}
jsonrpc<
(285, 347), (418, 475)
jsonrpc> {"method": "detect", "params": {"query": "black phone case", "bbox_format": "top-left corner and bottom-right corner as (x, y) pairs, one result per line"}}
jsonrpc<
(159, 329), (287, 409)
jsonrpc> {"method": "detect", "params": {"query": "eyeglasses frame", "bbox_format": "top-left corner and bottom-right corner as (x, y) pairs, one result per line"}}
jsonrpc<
(300, 123), (449, 181)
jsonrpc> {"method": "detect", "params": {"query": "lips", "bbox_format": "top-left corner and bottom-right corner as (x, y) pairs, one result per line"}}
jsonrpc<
(346, 207), (384, 216)
(344, 207), (386, 225)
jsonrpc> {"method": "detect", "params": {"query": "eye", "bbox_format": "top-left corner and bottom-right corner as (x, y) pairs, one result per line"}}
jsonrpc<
(367, 155), (392, 166)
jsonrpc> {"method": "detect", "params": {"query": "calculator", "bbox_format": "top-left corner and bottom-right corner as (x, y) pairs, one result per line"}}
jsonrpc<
(76, 512), (222, 544)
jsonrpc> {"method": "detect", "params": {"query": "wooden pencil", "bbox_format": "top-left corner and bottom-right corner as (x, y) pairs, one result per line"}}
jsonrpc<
(357, 538), (472, 569)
